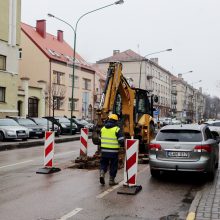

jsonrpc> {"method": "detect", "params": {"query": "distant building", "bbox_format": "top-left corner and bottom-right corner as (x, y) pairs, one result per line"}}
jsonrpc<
(0, 0), (21, 117)
(171, 74), (205, 122)
(19, 20), (95, 119)
(96, 49), (172, 117)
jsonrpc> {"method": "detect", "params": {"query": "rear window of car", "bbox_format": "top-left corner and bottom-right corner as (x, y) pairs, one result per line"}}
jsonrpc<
(156, 129), (203, 142)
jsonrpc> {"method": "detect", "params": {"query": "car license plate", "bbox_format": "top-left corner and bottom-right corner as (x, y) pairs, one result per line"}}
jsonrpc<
(36, 132), (42, 134)
(167, 151), (189, 158)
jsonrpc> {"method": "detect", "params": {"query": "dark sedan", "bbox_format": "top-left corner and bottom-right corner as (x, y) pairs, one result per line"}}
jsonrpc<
(44, 116), (77, 135)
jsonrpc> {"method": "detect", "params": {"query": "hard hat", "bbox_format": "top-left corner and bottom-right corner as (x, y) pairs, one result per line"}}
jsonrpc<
(108, 114), (118, 121)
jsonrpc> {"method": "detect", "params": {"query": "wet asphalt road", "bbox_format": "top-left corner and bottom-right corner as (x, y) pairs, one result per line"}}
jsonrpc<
(0, 140), (208, 220)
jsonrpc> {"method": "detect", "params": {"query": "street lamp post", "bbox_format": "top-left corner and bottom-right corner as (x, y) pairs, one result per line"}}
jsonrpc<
(139, 48), (172, 88)
(178, 70), (193, 76)
(48, 0), (124, 134)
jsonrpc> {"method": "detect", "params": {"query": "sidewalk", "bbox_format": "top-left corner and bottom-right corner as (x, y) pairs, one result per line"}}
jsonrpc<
(187, 170), (220, 220)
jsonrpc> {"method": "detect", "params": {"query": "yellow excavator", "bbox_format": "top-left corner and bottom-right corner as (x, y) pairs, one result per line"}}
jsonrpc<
(92, 62), (158, 156)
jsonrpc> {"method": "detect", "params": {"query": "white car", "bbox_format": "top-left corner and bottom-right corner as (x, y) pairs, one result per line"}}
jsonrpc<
(0, 119), (29, 141)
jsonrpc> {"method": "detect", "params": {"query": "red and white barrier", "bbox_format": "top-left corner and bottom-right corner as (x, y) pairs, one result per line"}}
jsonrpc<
(80, 128), (88, 157)
(124, 139), (139, 186)
(44, 131), (55, 167)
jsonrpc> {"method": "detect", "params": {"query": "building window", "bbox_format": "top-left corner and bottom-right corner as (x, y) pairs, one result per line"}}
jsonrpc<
(82, 78), (91, 90)
(28, 97), (38, 117)
(68, 98), (78, 111)
(0, 55), (6, 71)
(18, 48), (22, 59)
(69, 75), (79, 87)
(0, 87), (6, 102)
(53, 96), (64, 110)
(53, 71), (65, 85)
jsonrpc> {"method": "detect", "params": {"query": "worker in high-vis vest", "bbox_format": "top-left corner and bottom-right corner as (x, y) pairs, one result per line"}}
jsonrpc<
(100, 113), (124, 186)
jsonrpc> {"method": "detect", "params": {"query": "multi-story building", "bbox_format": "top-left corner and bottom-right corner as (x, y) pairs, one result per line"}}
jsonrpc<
(96, 49), (172, 117)
(171, 74), (205, 123)
(0, 0), (21, 117)
(19, 20), (96, 119)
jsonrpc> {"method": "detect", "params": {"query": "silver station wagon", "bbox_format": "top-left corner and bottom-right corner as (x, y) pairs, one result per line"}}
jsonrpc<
(0, 118), (29, 141)
(149, 124), (219, 180)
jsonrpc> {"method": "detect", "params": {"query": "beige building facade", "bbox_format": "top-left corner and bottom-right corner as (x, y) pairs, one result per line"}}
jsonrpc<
(0, 0), (21, 118)
(171, 74), (205, 122)
(19, 20), (95, 119)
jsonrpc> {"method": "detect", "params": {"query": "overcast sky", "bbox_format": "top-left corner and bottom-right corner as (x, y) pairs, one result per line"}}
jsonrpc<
(21, 0), (220, 97)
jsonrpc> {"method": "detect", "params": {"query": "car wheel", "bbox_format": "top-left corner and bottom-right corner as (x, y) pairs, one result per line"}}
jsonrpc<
(22, 138), (28, 141)
(150, 169), (160, 178)
(0, 131), (5, 141)
(207, 163), (216, 181)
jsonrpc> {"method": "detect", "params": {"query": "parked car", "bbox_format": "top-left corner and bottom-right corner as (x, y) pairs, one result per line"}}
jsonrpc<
(149, 124), (219, 180)
(69, 118), (86, 132)
(70, 118), (94, 132)
(28, 117), (61, 136)
(159, 117), (172, 127)
(8, 117), (45, 138)
(44, 116), (77, 134)
(0, 118), (29, 141)
(171, 118), (182, 125)
(80, 119), (94, 131)
(204, 120), (220, 136)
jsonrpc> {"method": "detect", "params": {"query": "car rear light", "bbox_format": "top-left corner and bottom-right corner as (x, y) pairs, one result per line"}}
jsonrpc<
(194, 145), (212, 153)
(149, 143), (161, 151)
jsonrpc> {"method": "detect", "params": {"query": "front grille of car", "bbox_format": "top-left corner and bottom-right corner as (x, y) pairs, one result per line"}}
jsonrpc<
(16, 130), (26, 136)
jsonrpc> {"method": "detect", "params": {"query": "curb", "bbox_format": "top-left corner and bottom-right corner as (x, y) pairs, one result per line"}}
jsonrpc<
(186, 191), (202, 220)
(0, 135), (92, 151)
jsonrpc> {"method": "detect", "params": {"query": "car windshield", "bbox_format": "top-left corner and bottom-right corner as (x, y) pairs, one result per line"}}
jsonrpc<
(77, 119), (88, 125)
(55, 117), (70, 123)
(33, 118), (50, 125)
(0, 119), (19, 126)
(17, 118), (36, 125)
(156, 129), (203, 142)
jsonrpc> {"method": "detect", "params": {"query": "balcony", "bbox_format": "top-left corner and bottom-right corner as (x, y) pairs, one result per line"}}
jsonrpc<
(146, 75), (153, 80)
(171, 90), (177, 95)
(171, 100), (177, 105)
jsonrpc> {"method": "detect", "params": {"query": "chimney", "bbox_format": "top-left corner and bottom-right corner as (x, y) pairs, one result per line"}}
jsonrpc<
(178, 73), (183, 79)
(36, 20), (46, 38)
(57, 30), (63, 42)
(113, 50), (120, 56)
(150, 58), (158, 64)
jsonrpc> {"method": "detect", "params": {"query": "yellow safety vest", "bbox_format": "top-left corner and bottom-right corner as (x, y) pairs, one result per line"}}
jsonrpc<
(101, 126), (120, 151)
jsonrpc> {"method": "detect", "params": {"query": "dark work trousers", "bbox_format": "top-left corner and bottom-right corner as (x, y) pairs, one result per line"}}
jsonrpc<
(100, 154), (119, 178)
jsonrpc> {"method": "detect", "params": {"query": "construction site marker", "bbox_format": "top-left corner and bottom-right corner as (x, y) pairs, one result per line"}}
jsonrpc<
(117, 139), (142, 195)
(80, 128), (88, 157)
(36, 131), (60, 174)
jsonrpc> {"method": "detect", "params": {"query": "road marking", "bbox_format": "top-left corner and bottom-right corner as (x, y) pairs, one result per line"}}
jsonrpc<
(0, 160), (33, 169)
(58, 208), (83, 220)
(96, 165), (149, 199)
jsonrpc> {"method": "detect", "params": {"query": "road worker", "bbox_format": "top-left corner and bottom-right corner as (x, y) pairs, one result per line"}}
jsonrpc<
(99, 113), (124, 186)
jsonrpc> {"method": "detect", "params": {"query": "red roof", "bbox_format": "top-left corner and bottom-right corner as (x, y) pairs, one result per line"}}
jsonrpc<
(21, 22), (94, 72)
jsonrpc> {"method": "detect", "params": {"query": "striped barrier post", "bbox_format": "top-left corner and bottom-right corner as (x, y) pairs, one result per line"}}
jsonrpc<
(44, 131), (55, 167)
(36, 131), (61, 174)
(80, 128), (88, 157)
(117, 139), (142, 195)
